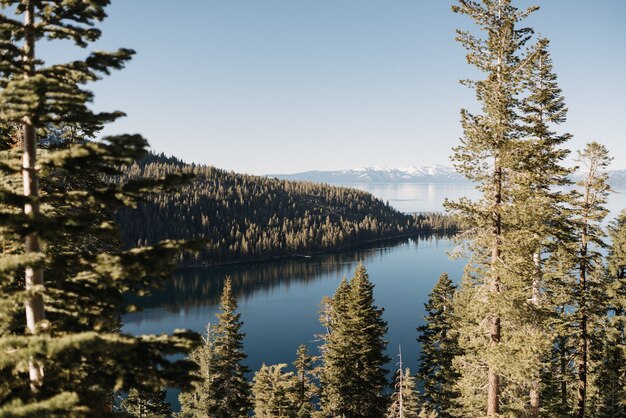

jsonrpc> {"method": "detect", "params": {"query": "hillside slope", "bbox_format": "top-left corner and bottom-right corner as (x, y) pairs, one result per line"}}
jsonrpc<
(116, 155), (456, 265)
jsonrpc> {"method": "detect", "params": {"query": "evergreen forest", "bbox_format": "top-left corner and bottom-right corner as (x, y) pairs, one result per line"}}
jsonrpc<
(0, 1), (625, 418)
(115, 154), (456, 265)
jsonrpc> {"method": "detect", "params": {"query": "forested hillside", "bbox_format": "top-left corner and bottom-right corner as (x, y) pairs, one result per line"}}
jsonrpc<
(115, 154), (456, 265)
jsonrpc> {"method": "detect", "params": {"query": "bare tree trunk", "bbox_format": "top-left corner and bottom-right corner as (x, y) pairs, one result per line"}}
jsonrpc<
(559, 343), (567, 409)
(529, 251), (541, 418)
(22, 0), (45, 392)
(529, 382), (540, 418)
(576, 170), (592, 418)
(576, 253), (587, 418)
(488, 163), (502, 416)
(487, 3), (506, 412)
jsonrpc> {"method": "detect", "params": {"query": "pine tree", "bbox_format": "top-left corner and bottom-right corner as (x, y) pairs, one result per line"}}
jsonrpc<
(178, 324), (217, 416)
(179, 277), (251, 417)
(120, 388), (172, 418)
(292, 344), (316, 416)
(596, 250), (626, 418)
(252, 363), (299, 418)
(0, 1), (199, 415)
(387, 368), (420, 418)
(514, 37), (573, 418)
(387, 347), (420, 418)
(608, 210), (626, 285)
(449, 0), (543, 414)
(416, 273), (460, 418)
(319, 264), (389, 417)
(318, 278), (351, 416)
(570, 143), (612, 418)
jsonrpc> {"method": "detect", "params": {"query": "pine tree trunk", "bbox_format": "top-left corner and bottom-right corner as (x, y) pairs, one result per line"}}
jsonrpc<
(488, 163), (502, 415)
(576, 188), (591, 418)
(529, 382), (540, 418)
(560, 333), (568, 410)
(529, 251), (541, 418)
(576, 255), (587, 418)
(22, 0), (45, 392)
(487, 4), (506, 410)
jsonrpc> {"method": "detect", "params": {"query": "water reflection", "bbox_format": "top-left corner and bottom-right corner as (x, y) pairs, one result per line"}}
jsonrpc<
(126, 234), (452, 313)
(344, 183), (625, 217)
(346, 183), (479, 213)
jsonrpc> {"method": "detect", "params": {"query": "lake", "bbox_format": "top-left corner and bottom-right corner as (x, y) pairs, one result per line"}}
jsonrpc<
(346, 182), (480, 213)
(349, 182), (626, 217)
(121, 182), (626, 409)
(123, 235), (466, 408)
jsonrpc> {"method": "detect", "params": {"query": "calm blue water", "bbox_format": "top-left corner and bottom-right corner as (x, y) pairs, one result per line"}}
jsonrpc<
(122, 235), (466, 408)
(123, 236), (466, 370)
(121, 182), (625, 409)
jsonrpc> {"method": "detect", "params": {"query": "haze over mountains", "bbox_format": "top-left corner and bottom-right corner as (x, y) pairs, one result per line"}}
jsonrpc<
(270, 165), (626, 188)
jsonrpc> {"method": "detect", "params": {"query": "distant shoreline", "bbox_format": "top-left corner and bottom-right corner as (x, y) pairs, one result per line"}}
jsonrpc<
(175, 229), (455, 270)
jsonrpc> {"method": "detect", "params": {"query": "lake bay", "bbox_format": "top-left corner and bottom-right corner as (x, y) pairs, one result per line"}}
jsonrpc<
(121, 182), (625, 408)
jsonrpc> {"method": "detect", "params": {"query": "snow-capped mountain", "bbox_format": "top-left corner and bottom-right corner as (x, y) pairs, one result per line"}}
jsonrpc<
(268, 165), (469, 184)
(269, 166), (626, 187)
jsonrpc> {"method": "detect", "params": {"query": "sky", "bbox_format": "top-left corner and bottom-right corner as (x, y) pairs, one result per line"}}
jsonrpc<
(41, 1), (626, 175)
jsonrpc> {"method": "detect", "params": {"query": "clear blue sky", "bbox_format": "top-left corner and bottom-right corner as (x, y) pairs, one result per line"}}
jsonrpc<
(42, 1), (626, 174)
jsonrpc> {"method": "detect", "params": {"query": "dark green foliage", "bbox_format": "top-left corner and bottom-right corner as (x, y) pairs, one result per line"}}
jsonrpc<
(608, 210), (626, 283)
(115, 154), (457, 265)
(447, 1), (584, 415)
(319, 264), (389, 417)
(416, 273), (460, 418)
(179, 278), (251, 417)
(0, 140), (201, 417)
(0, 1), (199, 415)
(595, 210), (626, 417)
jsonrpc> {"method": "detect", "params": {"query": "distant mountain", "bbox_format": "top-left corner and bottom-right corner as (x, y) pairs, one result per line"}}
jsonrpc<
(270, 166), (626, 188)
(268, 165), (469, 184)
(609, 170), (626, 189)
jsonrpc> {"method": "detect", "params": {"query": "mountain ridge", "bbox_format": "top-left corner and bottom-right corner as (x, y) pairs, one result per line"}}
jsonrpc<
(268, 165), (468, 184)
(269, 165), (626, 188)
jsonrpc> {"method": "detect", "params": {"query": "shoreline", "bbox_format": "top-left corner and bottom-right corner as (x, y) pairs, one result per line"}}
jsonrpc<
(175, 228), (456, 270)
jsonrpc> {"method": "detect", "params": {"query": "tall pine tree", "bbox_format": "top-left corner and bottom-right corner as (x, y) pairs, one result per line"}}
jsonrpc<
(416, 273), (460, 418)
(319, 264), (389, 417)
(179, 277), (251, 417)
(514, 37), (573, 417)
(571, 143), (612, 418)
(0, 1), (199, 415)
(596, 209), (626, 417)
(449, 0), (539, 414)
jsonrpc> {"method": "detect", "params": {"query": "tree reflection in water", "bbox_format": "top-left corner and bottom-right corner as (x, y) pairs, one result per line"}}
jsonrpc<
(126, 234), (450, 312)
